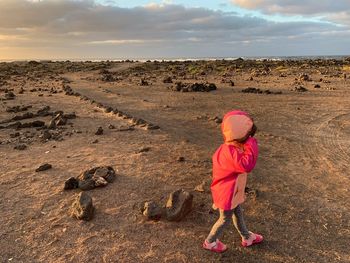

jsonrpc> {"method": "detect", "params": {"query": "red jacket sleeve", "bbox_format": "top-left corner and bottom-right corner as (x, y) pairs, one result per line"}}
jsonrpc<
(232, 137), (259, 173)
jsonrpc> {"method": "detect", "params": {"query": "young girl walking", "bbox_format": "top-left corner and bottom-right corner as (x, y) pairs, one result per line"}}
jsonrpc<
(203, 110), (263, 253)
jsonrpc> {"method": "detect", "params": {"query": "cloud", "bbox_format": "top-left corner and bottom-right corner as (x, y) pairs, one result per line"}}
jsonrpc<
(0, 0), (349, 59)
(231, 0), (350, 15)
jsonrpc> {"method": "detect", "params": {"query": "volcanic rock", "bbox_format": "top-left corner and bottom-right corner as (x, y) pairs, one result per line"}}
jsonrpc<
(4, 91), (15, 100)
(163, 76), (173, 83)
(95, 127), (103, 135)
(71, 192), (94, 221)
(76, 166), (117, 190)
(294, 86), (308, 92)
(14, 144), (27, 150)
(64, 177), (79, 190)
(35, 163), (52, 172)
(142, 201), (162, 220)
(165, 189), (193, 221)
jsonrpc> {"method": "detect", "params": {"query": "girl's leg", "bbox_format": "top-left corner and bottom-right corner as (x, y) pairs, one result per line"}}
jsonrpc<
(232, 205), (250, 240)
(206, 209), (234, 243)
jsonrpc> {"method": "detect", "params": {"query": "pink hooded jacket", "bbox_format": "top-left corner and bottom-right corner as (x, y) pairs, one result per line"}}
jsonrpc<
(211, 110), (259, 210)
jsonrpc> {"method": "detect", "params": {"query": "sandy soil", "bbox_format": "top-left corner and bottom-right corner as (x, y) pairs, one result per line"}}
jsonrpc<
(1, 59), (350, 262)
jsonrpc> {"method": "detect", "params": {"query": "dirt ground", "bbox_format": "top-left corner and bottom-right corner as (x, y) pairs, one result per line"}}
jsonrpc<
(1, 59), (350, 262)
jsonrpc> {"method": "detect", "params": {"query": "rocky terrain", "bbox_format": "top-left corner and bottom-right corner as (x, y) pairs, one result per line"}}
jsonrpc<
(1, 58), (350, 262)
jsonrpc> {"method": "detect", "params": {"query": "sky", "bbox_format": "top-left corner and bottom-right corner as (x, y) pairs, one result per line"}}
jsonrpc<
(0, 0), (350, 60)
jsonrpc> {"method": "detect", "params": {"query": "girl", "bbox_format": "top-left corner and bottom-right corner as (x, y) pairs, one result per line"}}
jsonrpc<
(203, 110), (263, 253)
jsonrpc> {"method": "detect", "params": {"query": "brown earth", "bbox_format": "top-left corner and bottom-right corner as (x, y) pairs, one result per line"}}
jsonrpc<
(0, 59), (350, 262)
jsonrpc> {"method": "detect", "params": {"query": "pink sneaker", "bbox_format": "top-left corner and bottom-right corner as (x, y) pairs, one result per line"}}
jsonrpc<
(203, 239), (227, 253)
(241, 231), (263, 247)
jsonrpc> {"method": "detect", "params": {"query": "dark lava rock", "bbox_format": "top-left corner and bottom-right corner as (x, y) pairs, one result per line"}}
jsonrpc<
(77, 166), (117, 190)
(163, 76), (173, 83)
(165, 189), (193, 221)
(104, 107), (113, 113)
(14, 144), (27, 150)
(64, 177), (79, 190)
(140, 79), (149, 86)
(41, 130), (52, 140)
(63, 112), (77, 119)
(71, 192), (94, 221)
(177, 156), (185, 162)
(294, 86), (308, 92)
(78, 179), (96, 191)
(6, 105), (32, 113)
(4, 91), (15, 100)
(12, 112), (35, 121)
(314, 84), (321, 88)
(95, 127), (103, 135)
(63, 85), (74, 95)
(242, 87), (282, 95)
(142, 201), (162, 220)
(172, 82), (217, 92)
(35, 163), (52, 172)
(145, 124), (160, 130)
(23, 120), (46, 128)
(137, 147), (151, 153)
(37, 106), (51, 116)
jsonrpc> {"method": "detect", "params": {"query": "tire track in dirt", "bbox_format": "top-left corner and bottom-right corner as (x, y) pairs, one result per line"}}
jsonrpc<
(306, 112), (350, 177)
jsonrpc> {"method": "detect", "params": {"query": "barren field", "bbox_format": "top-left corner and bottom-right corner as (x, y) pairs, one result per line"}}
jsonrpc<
(1, 59), (350, 262)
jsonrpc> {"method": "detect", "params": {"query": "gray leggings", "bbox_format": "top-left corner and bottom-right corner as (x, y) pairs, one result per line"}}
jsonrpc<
(206, 205), (250, 243)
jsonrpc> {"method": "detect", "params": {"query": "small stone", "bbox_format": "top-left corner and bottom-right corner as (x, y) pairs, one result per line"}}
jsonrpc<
(14, 144), (27, 150)
(37, 106), (51, 116)
(108, 124), (115, 129)
(35, 163), (52, 172)
(177, 156), (185, 162)
(142, 201), (162, 220)
(71, 192), (94, 221)
(64, 177), (79, 190)
(137, 147), (151, 153)
(91, 139), (99, 144)
(294, 86), (308, 92)
(165, 189), (193, 221)
(314, 84), (321, 89)
(4, 91), (16, 100)
(95, 127), (103, 135)
(41, 130), (52, 140)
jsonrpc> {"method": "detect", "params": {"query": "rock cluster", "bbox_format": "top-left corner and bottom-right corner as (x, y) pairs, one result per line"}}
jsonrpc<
(170, 82), (217, 92)
(64, 166), (117, 191)
(241, 87), (282, 95)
